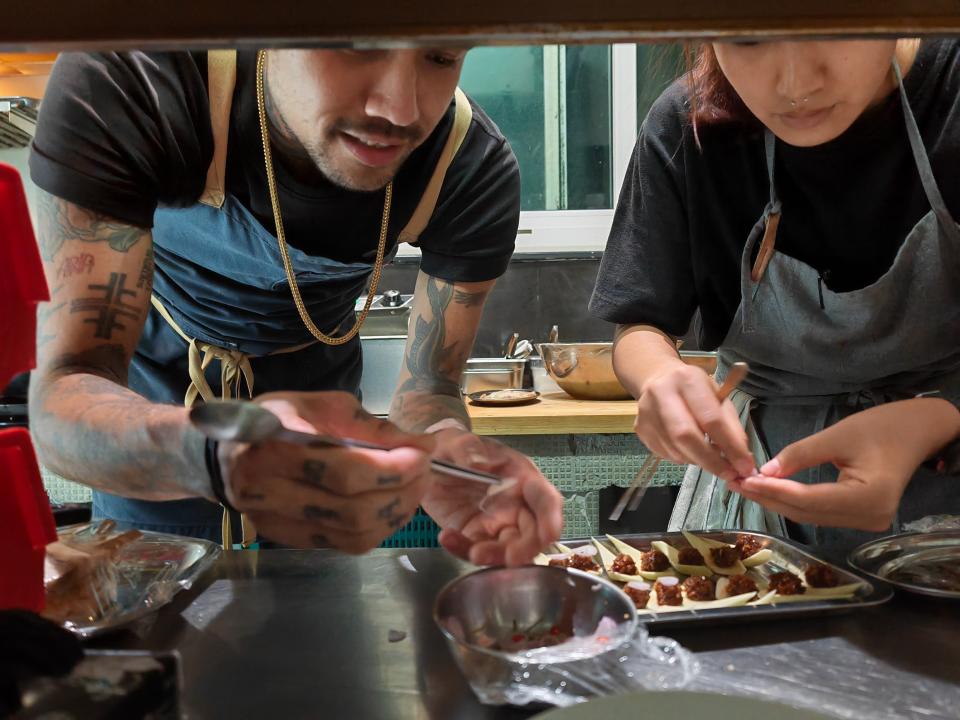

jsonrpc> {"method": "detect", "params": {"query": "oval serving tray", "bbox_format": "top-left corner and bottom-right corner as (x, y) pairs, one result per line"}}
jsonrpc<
(848, 530), (960, 599)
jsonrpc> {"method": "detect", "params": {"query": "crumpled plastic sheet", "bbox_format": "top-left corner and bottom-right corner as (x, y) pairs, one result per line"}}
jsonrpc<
(468, 623), (700, 707)
(690, 637), (960, 720)
(903, 514), (960, 533)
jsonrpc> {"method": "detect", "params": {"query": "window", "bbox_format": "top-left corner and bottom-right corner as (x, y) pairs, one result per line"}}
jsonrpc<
(400, 43), (683, 256)
(461, 45), (613, 212)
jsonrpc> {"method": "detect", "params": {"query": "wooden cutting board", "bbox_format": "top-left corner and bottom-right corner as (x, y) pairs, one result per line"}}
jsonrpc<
(467, 391), (636, 436)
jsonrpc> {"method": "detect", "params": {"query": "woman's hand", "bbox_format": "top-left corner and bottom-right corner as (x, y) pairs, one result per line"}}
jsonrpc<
(728, 398), (960, 531)
(421, 429), (564, 567)
(635, 362), (755, 480)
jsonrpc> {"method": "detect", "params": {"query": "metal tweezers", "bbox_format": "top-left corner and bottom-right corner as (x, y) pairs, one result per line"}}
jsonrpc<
(608, 361), (750, 522)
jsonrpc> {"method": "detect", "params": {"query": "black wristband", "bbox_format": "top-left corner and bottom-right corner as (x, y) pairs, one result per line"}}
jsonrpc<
(204, 438), (237, 512)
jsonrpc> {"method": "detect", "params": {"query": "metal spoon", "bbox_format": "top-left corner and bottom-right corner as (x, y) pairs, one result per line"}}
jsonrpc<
(190, 400), (501, 486)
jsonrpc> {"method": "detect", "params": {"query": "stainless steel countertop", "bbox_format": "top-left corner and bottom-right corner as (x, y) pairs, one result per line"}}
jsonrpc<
(88, 548), (960, 720)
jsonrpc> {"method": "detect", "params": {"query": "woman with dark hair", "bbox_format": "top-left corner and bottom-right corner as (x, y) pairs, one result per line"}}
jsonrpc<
(590, 40), (960, 547)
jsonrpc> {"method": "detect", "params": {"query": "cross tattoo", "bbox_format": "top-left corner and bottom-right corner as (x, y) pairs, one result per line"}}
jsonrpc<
(71, 272), (140, 339)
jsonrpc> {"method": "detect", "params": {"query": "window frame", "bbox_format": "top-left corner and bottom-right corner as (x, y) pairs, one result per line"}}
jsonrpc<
(397, 43), (641, 259)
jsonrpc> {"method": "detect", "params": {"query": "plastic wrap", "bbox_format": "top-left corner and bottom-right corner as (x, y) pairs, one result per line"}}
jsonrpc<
(455, 621), (699, 707)
(44, 521), (221, 637)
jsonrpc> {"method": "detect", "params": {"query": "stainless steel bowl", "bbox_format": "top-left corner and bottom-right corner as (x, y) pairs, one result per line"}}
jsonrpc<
(433, 566), (638, 703)
(538, 343), (718, 400)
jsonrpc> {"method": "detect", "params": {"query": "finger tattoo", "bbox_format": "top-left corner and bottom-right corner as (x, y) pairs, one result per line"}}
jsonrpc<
(301, 460), (327, 488)
(304, 505), (340, 520)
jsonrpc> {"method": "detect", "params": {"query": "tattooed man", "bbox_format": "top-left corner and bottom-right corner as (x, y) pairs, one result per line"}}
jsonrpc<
(28, 48), (562, 561)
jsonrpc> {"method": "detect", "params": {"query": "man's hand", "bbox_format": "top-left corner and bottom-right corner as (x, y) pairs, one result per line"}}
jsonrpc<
(728, 398), (960, 531)
(220, 391), (436, 552)
(421, 429), (563, 566)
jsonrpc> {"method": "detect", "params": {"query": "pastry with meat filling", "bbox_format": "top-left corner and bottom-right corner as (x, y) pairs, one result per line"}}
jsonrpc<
(654, 577), (683, 606)
(710, 546), (741, 569)
(804, 563), (839, 588)
(640, 549), (671, 572)
(768, 571), (806, 595)
(735, 534), (763, 560)
(678, 547), (705, 565)
(569, 553), (600, 572)
(681, 575), (715, 601)
(611, 553), (637, 575)
(624, 581), (651, 609)
(720, 574), (758, 598)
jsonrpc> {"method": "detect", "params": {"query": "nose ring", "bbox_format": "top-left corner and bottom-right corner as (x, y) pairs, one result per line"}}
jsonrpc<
(789, 97), (810, 108)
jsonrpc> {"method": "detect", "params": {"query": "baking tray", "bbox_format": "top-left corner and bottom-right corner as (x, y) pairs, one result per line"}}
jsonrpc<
(559, 530), (892, 628)
(56, 523), (221, 638)
(848, 530), (960, 599)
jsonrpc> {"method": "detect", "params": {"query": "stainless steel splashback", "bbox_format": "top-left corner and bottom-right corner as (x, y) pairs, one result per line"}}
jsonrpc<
(357, 291), (412, 415)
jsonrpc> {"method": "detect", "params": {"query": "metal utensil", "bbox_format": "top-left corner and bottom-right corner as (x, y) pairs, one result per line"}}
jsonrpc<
(512, 339), (534, 359)
(609, 361), (749, 521)
(548, 324), (559, 344)
(190, 400), (501, 486)
(503, 332), (520, 359)
(434, 565), (637, 702)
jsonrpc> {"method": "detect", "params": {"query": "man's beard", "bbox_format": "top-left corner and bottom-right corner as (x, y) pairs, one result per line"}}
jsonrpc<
(305, 140), (398, 193)
(305, 119), (424, 193)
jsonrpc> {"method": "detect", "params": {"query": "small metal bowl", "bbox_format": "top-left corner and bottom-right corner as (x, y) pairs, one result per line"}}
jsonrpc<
(433, 566), (638, 704)
(538, 343), (718, 401)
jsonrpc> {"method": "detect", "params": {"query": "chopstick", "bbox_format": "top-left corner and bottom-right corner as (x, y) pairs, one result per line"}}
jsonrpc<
(608, 362), (750, 522)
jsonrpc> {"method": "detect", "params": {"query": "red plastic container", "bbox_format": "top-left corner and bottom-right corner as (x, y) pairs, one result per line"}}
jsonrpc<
(0, 162), (55, 613)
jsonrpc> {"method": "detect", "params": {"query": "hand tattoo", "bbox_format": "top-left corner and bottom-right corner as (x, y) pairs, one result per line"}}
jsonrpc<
(304, 505), (340, 521)
(301, 460), (327, 488)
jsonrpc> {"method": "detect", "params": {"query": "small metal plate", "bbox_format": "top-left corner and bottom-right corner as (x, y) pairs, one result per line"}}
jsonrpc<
(848, 530), (960, 599)
(467, 389), (540, 406)
(562, 530), (891, 628)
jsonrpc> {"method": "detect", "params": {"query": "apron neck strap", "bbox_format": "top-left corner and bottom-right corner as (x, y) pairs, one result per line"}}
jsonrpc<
(199, 50), (237, 209)
(763, 129), (781, 213)
(892, 58), (960, 240)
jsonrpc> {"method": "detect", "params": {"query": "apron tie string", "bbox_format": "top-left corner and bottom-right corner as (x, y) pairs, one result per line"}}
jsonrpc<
(152, 295), (261, 550)
(185, 337), (256, 406)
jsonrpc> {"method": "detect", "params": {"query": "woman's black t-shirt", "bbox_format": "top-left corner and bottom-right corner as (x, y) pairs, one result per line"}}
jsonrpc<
(590, 39), (960, 348)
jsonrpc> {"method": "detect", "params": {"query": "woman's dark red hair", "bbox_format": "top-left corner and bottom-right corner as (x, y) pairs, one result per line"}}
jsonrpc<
(684, 44), (758, 144)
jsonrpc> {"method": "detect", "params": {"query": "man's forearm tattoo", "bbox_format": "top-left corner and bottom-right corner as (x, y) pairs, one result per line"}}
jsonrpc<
(37, 192), (147, 261)
(70, 273), (141, 340)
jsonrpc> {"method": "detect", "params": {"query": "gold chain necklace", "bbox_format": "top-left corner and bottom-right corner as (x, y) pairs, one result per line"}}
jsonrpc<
(255, 49), (391, 346)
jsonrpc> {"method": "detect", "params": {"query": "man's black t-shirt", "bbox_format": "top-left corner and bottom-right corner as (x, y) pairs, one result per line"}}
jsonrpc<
(590, 39), (960, 349)
(30, 51), (520, 282)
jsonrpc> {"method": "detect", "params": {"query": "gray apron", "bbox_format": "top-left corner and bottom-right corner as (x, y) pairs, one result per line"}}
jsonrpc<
(92, 51), (474, 544)
(670, 62), (960, 550)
